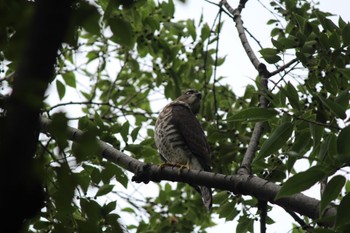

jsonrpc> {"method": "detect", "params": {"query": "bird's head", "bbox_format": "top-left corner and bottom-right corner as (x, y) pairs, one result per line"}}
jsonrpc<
(176, 89), (202, 115)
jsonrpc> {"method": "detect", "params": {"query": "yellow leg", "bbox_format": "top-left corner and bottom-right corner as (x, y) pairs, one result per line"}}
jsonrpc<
(159, 162), (190, 175)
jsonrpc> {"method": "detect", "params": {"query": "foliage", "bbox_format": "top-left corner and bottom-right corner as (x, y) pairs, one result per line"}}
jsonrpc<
(1, 0), (350, 232)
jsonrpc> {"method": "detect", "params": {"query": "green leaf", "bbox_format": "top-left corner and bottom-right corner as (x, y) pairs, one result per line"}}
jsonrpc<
(80, 198), (101, 221)
(201, 23), (211, 41)
(337, 125), (350, 163)
(236, 215), (254, 233)
(56, 80), (66, 100)
(131, 126), (141, 142)
(101, 161), (128, 188)
(318, 135), (331, 161)
(62, 71), (76, 88)
(318, 95), (347, 119)
(96, 184), (114, 197)
(110, 123), (121, 134)
(310, 124), (324, 147)
(342, 23), (350, 46)
(160, 0), (174, 18)
(271, 38), (283, 51)
(218, 200), (238, 220)
(277, 37), (298, 49)
(259, 48), (281, 64)
(284, 82), (300, 110)
(144, 16), (160, 31)
(77, 2), (101, 35)
(338, 68), (350, 79)
(335, 90), (350, 108)
(109, 16), (134, 48)
(213, 191), (230, 204)
(75, 170), (90, 193)
(296, 51), (308, 64)
(141, 145), (158, 158)
(94, 112), (105, 129)
(318, 33), (330, 49)
(120, 121), (129, 143)
(336, 192), (350, 228)
(186, 19), (196, 41)
(320, 175), (345, 213)
(267, 19), (279, 25)
(276, 166), (328, 200)
(103, 0), (117, 20)
(228, 108), (278, 122)
(54, 164), (76, 214)
(329, 32), (340, 50)
(292, 131), (312, 154)
(102, 201), (116, 215)
(125, 144), (142, 155)
(49, 112), (69, 150)
(257, 122), (294, 160)
(339, 17), (347, 29)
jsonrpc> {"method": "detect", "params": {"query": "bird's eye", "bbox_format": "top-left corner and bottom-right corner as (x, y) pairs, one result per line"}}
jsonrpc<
(186, 90), (195, 95)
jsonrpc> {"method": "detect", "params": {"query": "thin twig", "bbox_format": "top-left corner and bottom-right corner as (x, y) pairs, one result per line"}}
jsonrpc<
(243, 27), (264, 50)
(212, 8), (223, 128)
(269, 58), (299, 77)
(46, 101), (111, 112)
(281, 109), (341, 130)
(320, 177), (327, 197)
(283, 208), (313, 231)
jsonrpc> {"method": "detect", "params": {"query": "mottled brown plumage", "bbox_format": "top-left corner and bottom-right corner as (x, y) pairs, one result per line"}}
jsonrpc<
(154, 89), (212, 210)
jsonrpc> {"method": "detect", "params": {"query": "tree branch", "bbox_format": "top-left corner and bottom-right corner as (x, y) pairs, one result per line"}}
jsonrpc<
(284, 209), (313, 231)
(258, 200), (267, 233)
(237, 65), (270, 175)
(39, 116), (336, 227)
(269, 58), (299, 77)
(222, 0), (270, 175)
(222, 0), (260, 69)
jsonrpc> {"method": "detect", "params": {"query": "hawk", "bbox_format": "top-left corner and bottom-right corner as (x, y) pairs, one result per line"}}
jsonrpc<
(154, 89), (212, 210)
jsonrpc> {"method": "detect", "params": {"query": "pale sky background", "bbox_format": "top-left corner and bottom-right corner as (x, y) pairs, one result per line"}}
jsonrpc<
(43, 0), (350, 232)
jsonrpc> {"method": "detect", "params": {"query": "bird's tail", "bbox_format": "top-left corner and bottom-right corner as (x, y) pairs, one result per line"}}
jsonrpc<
(199, 186), (212, 211)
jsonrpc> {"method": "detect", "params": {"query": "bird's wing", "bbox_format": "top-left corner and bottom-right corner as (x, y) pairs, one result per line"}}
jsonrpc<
(170, 104), (211, 171)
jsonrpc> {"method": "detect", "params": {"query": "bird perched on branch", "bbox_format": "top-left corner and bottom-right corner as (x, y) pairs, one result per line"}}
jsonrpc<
(154, 89), (212, 210)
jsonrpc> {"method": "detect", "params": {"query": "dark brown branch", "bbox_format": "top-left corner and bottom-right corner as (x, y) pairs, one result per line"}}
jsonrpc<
(284, 208), (313, 231)
(269, 58), (299, 77)
(222, 0), (270, 175)
(47, 101), (111, 112)
(38, 116), (336, 227)
(258, 200), (267, 233)
(237, 64), (269, 175)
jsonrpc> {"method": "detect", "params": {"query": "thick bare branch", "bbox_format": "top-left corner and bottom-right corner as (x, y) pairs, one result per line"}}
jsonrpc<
(222, 0), (260, 69)
(39, 117), (336, 227)
(221, 0), (270, 175)
(237, 64), (270, 175)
